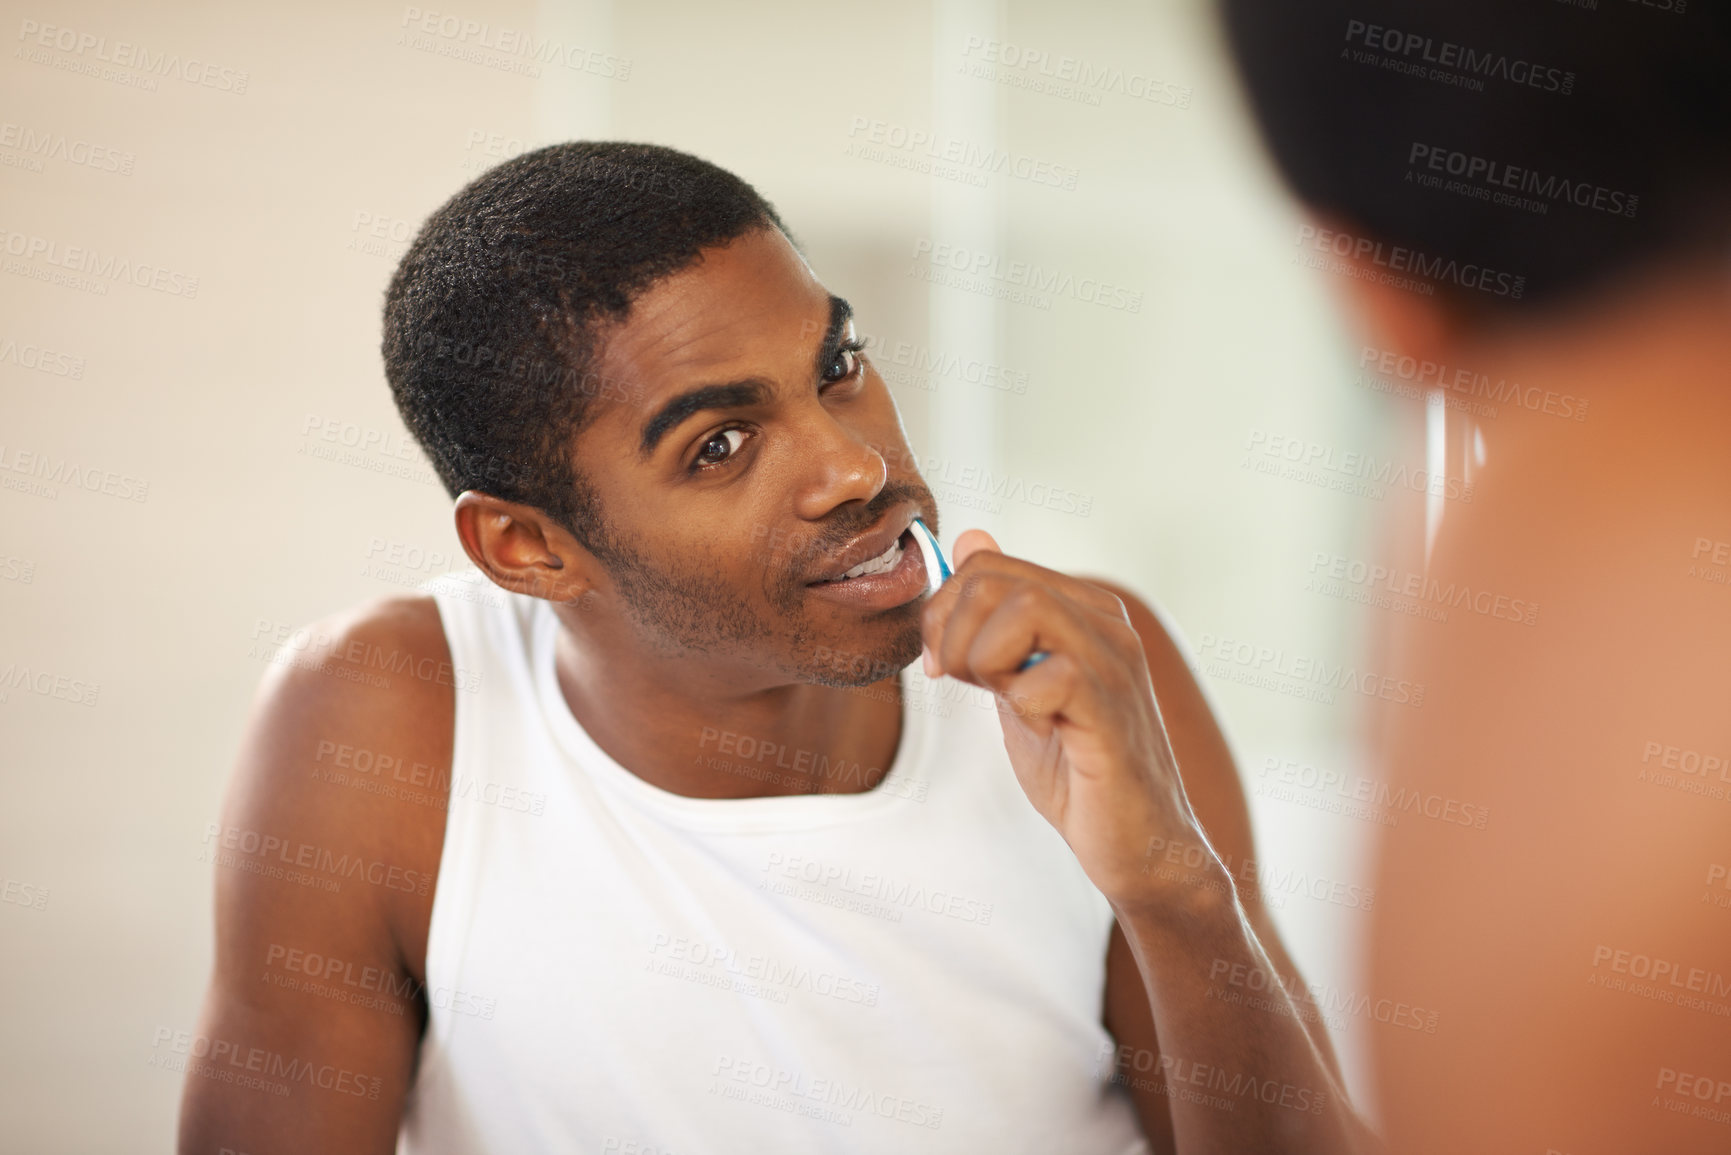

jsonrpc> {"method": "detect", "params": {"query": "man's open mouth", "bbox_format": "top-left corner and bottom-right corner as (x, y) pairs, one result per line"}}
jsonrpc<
(803, 525), (927, 609)
(811, 533), (906, 584)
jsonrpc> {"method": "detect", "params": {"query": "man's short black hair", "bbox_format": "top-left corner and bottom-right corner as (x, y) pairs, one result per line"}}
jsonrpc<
(1220, 0), (1731, 311)
(382, 141), (789, 556)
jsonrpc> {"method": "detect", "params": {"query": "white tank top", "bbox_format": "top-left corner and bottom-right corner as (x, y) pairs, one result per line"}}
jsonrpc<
(397, 569), (1149, 1155)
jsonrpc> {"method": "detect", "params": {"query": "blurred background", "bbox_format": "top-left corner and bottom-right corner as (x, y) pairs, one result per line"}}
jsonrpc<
(0, 0), (1420, 1147)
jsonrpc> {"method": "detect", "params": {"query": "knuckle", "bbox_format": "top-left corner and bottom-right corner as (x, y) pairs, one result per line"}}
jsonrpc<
(1103, 615), (1139, 652)
(1078, 579), (1132, 621)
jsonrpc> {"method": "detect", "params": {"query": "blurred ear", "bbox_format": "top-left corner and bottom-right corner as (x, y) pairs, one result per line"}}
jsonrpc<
(452, 491), (598, 605)
(1309, 211), (1463, 367)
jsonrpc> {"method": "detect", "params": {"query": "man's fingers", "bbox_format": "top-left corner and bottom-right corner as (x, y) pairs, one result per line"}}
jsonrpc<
(997, 682), (1071, 781)
(922, 532), (1143, 698)
(943, 530), (1131, 622)
(929, 570), (1014, 681)
(924, 570), (1124, 679)
(963, 590), (1076, 686)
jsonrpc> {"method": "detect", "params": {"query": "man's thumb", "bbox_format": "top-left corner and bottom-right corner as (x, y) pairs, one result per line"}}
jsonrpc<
(951, 528), (1003, 567)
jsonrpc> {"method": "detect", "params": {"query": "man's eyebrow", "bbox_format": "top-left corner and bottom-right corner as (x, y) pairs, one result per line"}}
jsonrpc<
(638, 380), (768, 459)
(636, 296), (855, 460)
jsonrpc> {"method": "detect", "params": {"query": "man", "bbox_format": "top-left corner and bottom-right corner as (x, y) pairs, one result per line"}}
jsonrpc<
(1221, 3), (1731, 1152)
(179, 143), (1370, 1153)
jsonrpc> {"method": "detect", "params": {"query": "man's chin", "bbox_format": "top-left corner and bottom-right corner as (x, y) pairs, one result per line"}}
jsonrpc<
(791, 619), (923, 690)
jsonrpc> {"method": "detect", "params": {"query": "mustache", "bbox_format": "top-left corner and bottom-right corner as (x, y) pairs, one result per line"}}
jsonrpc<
(768, 481), (936, 584)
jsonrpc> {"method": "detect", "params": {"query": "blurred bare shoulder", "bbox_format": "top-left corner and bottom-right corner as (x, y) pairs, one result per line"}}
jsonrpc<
(1367, 387), (1731, 1154)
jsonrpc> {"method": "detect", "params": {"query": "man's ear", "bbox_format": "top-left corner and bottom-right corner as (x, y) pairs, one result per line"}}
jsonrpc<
(453, 490), (597, 605)
(1310, 211), (1462, 368)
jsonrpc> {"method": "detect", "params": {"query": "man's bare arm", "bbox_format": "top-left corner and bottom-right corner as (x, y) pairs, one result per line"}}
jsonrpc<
(1090, 581), (1349, 1153)
(920, 538), (1375, 1154)
(178, 597), (451, 1155)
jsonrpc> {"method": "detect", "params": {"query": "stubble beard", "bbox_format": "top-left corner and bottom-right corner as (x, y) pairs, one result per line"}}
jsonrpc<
(596, 533), (923, 690)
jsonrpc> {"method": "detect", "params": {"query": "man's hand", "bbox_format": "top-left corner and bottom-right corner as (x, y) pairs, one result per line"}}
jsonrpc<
(924, 531), (1378, 1153)
(919, 529), (1220, 913)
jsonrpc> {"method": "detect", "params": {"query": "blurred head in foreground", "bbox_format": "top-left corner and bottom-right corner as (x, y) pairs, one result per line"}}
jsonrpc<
(1221, 4), (1731, 1153)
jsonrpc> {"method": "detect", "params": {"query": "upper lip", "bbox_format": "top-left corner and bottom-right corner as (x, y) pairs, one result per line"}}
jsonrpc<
(806, 504), (919, 583)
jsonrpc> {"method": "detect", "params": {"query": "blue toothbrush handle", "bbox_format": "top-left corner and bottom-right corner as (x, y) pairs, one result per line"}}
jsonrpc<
(913, 518), (1050, 674)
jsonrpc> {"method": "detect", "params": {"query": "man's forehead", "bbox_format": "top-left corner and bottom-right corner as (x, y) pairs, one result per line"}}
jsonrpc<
(608, 233), (825, 364)
(590, 234), (840, 424)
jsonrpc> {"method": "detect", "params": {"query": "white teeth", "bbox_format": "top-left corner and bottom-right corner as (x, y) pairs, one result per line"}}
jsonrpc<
(836, 539), (902, 581)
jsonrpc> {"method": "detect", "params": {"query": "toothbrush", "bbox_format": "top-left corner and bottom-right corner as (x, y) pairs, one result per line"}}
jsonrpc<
(909, 517), (1049, 673)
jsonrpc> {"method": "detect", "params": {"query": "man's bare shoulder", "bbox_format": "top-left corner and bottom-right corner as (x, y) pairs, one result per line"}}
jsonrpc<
(184, 593), (453, 1152)
(1070, 577), (1191, 689)
(1071, 576), (1274, 903)
(1071, 576), (1248, 839)
(221, 593), (454, 966)
(271, 592), (457, 708)
(240, 591), (454, 794)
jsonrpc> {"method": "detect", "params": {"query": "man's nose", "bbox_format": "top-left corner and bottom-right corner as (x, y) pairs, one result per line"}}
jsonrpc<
(790, 418), (888, 520)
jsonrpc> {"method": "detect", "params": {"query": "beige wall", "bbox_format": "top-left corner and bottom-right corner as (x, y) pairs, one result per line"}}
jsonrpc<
(0, 1), (1399, 1146)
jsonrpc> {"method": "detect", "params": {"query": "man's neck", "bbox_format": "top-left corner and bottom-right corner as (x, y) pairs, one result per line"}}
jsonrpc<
(546, 621), (907, 800)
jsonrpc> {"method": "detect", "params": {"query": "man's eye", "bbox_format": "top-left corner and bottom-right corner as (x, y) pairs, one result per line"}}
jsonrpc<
(693, 427), (747, 470)
(822, 340), (867, 385)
